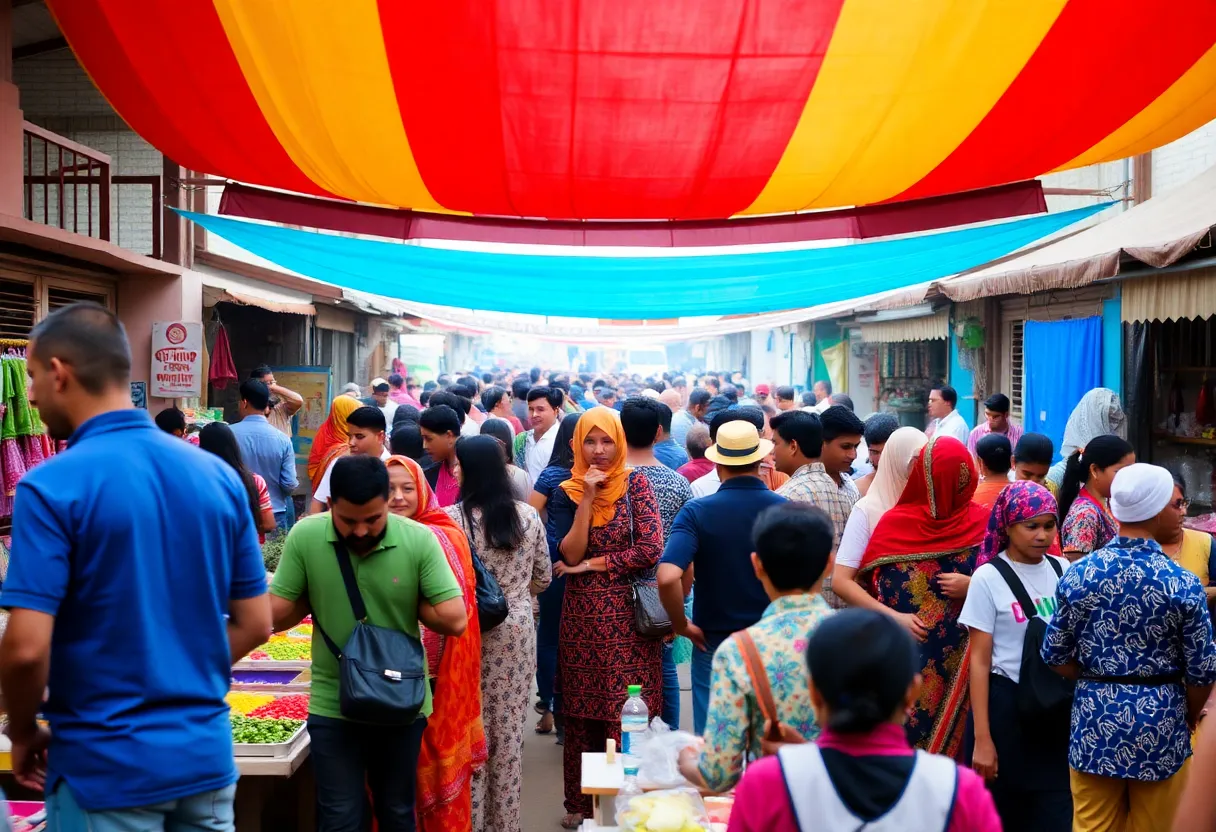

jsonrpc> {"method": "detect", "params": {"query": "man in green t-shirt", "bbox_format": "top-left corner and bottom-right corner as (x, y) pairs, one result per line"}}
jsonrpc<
(270, 455), (466, 831)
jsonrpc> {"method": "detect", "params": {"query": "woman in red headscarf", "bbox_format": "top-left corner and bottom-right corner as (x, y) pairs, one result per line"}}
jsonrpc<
(384, 455), (485, 831)
(857, 435), (988, 757)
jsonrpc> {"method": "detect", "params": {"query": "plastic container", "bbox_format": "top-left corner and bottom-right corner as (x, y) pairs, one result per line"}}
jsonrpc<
(621, 684), (649, 755)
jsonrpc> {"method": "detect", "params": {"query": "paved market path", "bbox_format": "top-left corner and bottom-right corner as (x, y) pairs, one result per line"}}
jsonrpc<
(520, 664), (693, 830)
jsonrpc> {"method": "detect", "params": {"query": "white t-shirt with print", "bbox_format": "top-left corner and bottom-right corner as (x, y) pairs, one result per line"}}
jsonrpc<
(958, 552), (1069, 684)
(312, 447), (392, 505)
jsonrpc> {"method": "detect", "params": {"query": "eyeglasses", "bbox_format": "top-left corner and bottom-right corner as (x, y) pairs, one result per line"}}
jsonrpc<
(1171, 498), (1190, 511)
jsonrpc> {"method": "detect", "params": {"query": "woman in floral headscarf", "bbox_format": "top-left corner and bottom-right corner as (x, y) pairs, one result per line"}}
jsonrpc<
(959, 481), (1071, 830)
(857, 435), (988, 756)
(384, 455), (485, 832)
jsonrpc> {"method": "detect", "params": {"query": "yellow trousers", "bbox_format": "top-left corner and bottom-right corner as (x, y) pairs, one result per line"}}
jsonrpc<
(1070, 760), (1190, 832)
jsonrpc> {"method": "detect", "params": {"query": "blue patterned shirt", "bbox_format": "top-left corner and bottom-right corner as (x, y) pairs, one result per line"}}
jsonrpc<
(1041, 536), (1216, 781)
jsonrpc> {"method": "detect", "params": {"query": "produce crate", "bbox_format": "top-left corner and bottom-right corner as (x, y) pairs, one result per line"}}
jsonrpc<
(233, 721), (308, 758)
(233, 658), (310, 671)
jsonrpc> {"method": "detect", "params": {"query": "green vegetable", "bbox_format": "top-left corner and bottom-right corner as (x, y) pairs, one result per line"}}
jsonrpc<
(230, 713), (304, 745)
(262, 536), (286, 572)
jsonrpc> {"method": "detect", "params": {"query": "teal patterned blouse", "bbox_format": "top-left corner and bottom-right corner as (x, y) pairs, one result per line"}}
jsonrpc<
(696, 593), (834, 791)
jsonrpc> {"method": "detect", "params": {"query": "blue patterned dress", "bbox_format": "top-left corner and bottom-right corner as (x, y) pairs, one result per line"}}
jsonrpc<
(1041, 536), (1216, 780)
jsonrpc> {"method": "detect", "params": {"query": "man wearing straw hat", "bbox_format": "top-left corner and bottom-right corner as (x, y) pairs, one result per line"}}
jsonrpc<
(658, 420), (789, 734)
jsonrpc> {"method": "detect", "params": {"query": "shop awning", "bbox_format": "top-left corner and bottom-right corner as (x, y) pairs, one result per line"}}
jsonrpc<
(939, 164), (1216, 302)
(195, 265), (316, 315)
(858, 308), (950, 343)
(1122, 266), (1216, 323)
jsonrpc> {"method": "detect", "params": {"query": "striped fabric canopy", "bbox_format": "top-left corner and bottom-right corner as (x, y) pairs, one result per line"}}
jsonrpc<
(51, 0), (1216, 221)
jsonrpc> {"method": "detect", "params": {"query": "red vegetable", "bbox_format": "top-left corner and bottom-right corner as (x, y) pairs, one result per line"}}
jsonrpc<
(248, 694), (310, 720)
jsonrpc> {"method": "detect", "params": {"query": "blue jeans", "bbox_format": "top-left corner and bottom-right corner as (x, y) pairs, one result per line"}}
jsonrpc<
(536, 574), (565, 713)
(47, 782), (236, 832)
(661, 642), (680, 728)
(690, 632), (729, 736)
(308, 714), (427, 832)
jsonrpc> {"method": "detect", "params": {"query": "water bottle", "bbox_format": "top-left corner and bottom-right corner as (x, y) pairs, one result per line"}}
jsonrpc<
(620, 683), (649, 755)
(619, 764), (642, 799)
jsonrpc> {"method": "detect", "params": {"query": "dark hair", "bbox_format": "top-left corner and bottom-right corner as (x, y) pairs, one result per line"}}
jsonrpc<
(863, 413), (900, 446)
(29, 302), (131, 393)
(688, 389), (711, 409)
(597, 387), (618, 402)
(984, 393), (1011, 414)
(529, 367), (542, 383)
(820, 405), (865, 442)
(975, 432), (1012, 475)
(330, 455), (390, 504)
(686, 424), (711, 460)
(801, 391), (816, 407)
(1058, 434), (1135, 523)
(621, 397), (662, 449)
(721, 384), (739, 404)
(549, 377), (571, 394)
(815, 379), (833, 396)
(372, 380), (391, 393)
(423, 380), (439, 392)
(419, 391), (432, 407)
(347, 406), (387, 433)
(458, 375), (480, 391)
(154, 407), (187, 435)
(419, 404), (461, 437)
(392, 404), (421, 429)
(511, 378), (531, 400)
(428, 391), (467, 423)
(482, 372), (494, 385)
(709, 405), (764, 441)
(806, 609), (918, 734)
(239, 378), (271, 412)
(774, 385), (796, 402)
(527, 386), (563, 410)
(829, 393), (854, 411)
(388, 373), (405, 388)
(1013, 432), (1054, 466)
(479, 418), (515, 463)
(547, 413), (582, 469)
(390, 423), (425, 459)
(655, 402), (674, 433)
(934, 385), (958, 407)
(1173, 472), (1187, 500)
(198, 422), (261, 525)
(250, 364), (272, 380)
(456, 435), (524, 550)
(770, 410), (823, 459)
(753, 503), (834, 591)
(482, 385), (509, 413)
(449, 382), (478, 403)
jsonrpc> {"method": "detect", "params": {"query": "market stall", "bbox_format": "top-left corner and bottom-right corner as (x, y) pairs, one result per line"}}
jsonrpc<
(580, 748), (732, 830)
(849, 310), (950, 429)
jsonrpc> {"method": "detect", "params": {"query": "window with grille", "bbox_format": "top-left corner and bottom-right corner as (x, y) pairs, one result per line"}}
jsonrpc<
(47, 285), (109, 312)
(0, 279), (36, 340)
(1010, 319), (1024, 422)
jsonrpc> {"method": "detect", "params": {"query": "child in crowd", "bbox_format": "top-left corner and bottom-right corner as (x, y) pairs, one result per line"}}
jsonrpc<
(727, 609), (1000, 832)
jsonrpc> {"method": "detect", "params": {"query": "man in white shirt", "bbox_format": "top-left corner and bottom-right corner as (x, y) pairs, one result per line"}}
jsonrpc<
(523, 387), (563, 485)
(309, 406), (391, 513)
(928, 385), (971, 445)
(368, 378), (398, 433)
(690, 408), (767, 498)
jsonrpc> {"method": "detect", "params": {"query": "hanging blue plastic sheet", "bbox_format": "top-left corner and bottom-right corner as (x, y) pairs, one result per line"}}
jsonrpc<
(1023, 316), (1103, 459)
(180, 203), (1111, 319)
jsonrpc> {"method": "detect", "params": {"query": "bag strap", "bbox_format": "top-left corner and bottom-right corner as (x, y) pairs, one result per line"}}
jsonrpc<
(1046, 556), (1063, 578)
(736, 630), (781, 732)
(988, 557), (1039, 622)
(313, 539), (367, 660)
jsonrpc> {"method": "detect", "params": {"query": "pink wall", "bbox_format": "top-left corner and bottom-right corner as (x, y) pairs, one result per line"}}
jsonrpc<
(117, 270), (202, 414)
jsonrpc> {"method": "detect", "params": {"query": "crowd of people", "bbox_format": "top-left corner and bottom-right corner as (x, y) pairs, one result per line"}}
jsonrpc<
(9, 302), (1216, 832)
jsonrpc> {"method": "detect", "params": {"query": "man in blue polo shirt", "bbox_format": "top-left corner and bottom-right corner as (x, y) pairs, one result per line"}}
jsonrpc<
(0, 303), (271, 830)
(658, 417), (788, 734)
(231, 377), (298, 531)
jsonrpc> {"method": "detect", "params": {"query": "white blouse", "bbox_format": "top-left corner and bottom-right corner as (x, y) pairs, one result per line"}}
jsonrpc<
(835, 504), (872, 570)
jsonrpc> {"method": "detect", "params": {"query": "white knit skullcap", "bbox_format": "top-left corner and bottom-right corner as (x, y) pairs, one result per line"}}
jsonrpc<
(1110, 463), (1173, 524)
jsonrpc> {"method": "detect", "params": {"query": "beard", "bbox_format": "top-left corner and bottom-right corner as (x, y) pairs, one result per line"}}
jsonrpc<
(41, 408), (75, 441)
(340, 525), (388, 555)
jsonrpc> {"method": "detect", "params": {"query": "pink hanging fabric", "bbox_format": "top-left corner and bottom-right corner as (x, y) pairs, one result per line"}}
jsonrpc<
(209, 324), (238, 390)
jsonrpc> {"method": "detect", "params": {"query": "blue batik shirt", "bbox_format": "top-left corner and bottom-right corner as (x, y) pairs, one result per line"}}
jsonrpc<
(1041, 536), (1216, 781)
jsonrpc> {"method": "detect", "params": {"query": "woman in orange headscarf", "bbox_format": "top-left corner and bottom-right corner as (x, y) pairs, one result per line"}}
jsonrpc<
(547, 407), (664, 828)
(384, 455), (486, 831)
(857, 435), (989, 758)
(307, 395), (359, 497)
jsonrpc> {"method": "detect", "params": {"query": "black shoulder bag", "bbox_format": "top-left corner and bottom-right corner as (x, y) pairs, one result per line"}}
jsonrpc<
(627, 475), (673, 638)
(460, 505), (509, 632)
(988, 556), (1075, 729)
(314, 541), (427, 725)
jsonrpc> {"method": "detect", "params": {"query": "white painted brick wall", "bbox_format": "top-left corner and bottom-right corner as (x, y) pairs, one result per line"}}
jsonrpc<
(14, 52), (161, 255)
(1151, 119), (1216, 195)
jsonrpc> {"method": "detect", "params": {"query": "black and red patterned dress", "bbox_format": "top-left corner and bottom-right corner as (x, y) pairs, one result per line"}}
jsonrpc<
(549, 470), (664, 816)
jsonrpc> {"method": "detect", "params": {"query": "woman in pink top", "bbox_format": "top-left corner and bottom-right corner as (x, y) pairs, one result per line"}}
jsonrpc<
(728, 609), (1000, 832)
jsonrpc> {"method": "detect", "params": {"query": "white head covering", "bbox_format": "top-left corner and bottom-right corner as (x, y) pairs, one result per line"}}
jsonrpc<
(1110, 463), (1173, 523)
(1061, 388), (1126, 459)
(855, 427), (929, 529)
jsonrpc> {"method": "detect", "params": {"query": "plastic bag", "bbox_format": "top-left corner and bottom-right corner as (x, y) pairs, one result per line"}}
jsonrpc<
(616, 787), (712, 832)
(634, 720), (700, 788)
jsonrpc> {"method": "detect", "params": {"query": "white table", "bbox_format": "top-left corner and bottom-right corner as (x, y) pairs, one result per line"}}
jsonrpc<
(581, 752), (697, 825)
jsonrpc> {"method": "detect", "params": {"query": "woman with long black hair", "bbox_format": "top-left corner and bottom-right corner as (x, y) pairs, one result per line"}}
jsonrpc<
(527, 412), (581, 737)
(198, 422), (275, 542)
(1057, 434), (1134, 560)
(446, 435), (550, 832)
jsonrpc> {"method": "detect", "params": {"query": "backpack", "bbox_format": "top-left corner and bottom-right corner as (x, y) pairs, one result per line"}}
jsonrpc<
(988, 557), (1075, 729)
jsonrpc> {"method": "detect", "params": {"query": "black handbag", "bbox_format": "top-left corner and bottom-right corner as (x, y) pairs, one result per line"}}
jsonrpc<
(625, 482), (672, 638)
(314, 540), (427, 725)
(989, 556), (1075, 728)
(460, 506), (509, 632)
